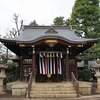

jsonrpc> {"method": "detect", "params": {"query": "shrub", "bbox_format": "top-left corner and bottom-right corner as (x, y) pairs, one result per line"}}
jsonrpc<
(78, 68), (92, 81)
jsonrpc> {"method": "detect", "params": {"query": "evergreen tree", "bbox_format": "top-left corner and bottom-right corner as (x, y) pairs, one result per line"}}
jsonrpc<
(53, 16), (65, 26)
(29, 20), (38, 26)
(53, 16), (70, 26)
(70, 0), (100, 38)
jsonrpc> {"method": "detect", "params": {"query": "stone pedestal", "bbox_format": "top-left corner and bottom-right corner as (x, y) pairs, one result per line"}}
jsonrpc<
(95, 73), (100, 93)
(0, 78), (5, 94)
(93, 59), (100, 93)
(0, 61), (8, 94)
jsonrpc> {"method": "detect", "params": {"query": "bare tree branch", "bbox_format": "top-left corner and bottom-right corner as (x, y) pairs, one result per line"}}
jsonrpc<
(6, 13), (23, 38)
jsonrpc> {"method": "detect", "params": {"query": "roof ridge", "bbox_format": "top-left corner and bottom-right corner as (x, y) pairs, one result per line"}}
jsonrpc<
(23, 25), (70, 29)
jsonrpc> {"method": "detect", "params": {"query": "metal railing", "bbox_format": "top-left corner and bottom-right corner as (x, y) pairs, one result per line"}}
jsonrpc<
(28, 72), (33, 98)
(71, 72), (79, 97)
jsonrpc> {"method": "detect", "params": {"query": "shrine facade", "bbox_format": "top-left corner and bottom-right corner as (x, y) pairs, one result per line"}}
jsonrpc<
(0, 26), (98, 83)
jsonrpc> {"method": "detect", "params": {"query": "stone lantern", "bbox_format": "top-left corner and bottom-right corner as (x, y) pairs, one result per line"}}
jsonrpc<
(0, 57), (8, 94)
(94, 58), (100, 93)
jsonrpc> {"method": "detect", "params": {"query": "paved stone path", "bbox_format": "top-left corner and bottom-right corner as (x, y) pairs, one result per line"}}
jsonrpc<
(0, 95), (100, 100)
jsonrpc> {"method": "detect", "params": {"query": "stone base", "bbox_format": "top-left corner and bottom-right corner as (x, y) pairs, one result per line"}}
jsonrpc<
(79, 81), (92, 95)
(0, 78), (5, 94)
(6, 81), (28, 96)
(12, 87), (27, 96)
(12, 83), (28, 96)
(6, 80), (26, 91)
(0, 91), (5, 95)
(96, 89), (100, 94)
(95, 83), (100, 94)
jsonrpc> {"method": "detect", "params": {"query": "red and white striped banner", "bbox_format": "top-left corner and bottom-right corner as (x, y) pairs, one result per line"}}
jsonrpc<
(39, 52), (63, 75)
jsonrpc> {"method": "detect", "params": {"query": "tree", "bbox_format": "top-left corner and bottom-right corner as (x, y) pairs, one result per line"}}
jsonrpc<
(69, 0), (100, 38)
(69, 0), (100, 68)
(6, 13), (23, 38)
(53, 16), (70, 26)
(82, 42), (100, 60)
(29, 20), (38, 26)
(53, 16), (65, 26)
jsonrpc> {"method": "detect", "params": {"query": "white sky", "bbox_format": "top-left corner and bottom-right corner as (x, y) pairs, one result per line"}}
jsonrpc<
(0, 0), (75, 36)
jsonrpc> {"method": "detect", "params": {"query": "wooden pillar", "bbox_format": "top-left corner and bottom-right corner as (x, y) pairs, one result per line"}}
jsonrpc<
(32, 46), (36, 83)
(17, 60), (20, 80)
(66, 54), (69, 81)
(19, 46), (24, 81)
(74, 47), (78, 79)
(75, 57), (78, 79)
(19, 57), (23, 81)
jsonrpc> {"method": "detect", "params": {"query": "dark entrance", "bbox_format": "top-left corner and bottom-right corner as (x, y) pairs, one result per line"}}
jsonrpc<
(35, 42), (66, 82)
(36, 51), (65, 82)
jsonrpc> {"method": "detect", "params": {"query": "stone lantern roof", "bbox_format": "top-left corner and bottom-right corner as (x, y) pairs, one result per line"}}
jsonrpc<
(0, 63), (8, 69)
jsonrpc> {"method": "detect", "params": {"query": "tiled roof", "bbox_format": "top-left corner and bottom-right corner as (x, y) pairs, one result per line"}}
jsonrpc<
(0, 26), (98, 44)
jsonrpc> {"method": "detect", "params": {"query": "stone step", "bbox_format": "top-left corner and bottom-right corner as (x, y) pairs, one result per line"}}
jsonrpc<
(31, 87), (75, 91)
(32, 83), (73, 88)
(30, 82), (77, 98)
(30, 90), (76, 94)
(30, 94), (77, 98)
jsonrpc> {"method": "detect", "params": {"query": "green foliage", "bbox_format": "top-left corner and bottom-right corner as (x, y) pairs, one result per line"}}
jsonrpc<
(86, 43), (100, 59)
(78, 68), (92, 81)
(78, 43), (100, 60)
(53, 16), (70, 26)
(71, 0), (100, 61)
(5, 62), (18, 82)
(53, 16), (65, 26)
(69, 0), (100, 38)
(29, 20), (38, 26)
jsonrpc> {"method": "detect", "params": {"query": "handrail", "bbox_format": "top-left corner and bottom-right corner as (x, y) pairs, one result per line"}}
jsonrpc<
(71, 72), (79, 97)
(28, 72), (32, 98)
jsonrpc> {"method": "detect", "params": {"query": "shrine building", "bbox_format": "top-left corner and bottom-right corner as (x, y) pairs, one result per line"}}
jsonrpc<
(0, 26), (98, 83)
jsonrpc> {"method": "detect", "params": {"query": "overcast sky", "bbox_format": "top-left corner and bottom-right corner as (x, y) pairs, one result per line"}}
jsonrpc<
(0, 0), (75, 36)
